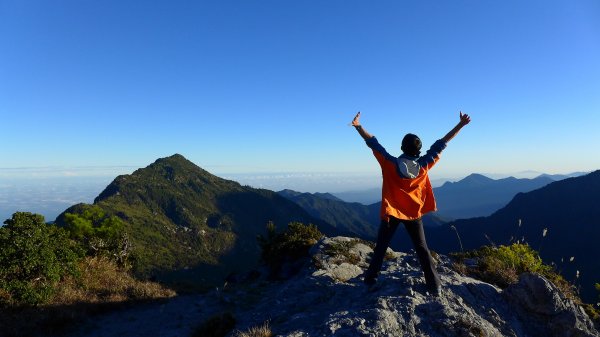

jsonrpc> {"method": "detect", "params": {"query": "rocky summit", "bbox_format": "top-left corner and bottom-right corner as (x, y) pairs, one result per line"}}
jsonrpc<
(70, 236), (599, 337)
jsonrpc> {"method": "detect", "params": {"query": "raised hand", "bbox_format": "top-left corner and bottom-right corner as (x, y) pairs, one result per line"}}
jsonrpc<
(351, 111), (373, 140)
(459, 111), (471, 126)
(442, 111), (472, 142)
(351, 111), (361, 127)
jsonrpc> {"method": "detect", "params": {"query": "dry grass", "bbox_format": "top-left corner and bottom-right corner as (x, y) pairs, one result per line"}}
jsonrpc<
(234, 321), (273, 337)
(52, 256), (176, 304)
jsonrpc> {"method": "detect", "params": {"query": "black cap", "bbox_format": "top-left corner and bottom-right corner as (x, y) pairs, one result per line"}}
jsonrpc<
(401, 133), (422, 157)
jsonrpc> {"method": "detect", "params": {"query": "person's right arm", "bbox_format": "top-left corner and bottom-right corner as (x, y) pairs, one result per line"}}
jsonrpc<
(350, 112), (395, 164)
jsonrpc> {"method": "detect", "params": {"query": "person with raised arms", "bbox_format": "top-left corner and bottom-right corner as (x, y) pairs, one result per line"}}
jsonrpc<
(351, 111), (471, 296)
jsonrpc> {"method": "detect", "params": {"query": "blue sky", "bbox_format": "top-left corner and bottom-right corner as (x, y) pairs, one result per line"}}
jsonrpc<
(1, 0), (599, 189)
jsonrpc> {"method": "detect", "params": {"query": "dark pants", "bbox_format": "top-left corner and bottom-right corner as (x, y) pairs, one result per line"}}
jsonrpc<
(364, 216), (441, 291)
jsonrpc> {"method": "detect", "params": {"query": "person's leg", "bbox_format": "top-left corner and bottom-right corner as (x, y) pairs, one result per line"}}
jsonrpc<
(364, 217), (400, 284)
(402, 218), (441, 292)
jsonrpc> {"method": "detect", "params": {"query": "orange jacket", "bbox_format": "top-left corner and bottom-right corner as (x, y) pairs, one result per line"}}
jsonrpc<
(366, 137), (447, 221)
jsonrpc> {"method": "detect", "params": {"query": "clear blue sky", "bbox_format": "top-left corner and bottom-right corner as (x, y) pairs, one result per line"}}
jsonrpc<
(2, 0), (599, 185)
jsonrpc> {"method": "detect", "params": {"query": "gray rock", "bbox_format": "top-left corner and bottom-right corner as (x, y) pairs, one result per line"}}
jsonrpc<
(504, 273), (598, 337)
(231, 237), (598, 337)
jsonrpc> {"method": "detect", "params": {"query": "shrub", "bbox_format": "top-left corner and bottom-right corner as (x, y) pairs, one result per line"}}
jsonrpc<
(0, 212), (83, 306)
(63, 205), (130, 266)
(452, 243), (553, 288)
(257, 222), (322, 274)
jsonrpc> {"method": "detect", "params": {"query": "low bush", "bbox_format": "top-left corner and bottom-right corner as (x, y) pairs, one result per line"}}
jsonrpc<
(452, 243), (554, 288)
(455, 243), (578, 300)
(323, 240), (361, 265)
(0, 212), (83, 306)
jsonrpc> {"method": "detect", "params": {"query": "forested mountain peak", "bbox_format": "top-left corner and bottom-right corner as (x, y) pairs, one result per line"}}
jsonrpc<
(95, 154), (240, 205)
(57, 154), (331, 283)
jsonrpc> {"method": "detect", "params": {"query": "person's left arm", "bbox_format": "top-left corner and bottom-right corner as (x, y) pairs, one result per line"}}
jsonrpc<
(350, 111), (395, 165)
(351, 112), (373, 140)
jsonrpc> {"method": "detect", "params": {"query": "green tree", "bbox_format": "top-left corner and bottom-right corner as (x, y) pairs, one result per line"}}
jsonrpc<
(0, 212), (82, 305)
(63, 205), (129, 265)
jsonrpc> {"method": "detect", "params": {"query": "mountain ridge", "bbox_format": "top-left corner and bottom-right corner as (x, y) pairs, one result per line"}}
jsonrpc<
(56, 154), (337, 286)
(277, 189), (380, 239)
(433, 173), (556, 219)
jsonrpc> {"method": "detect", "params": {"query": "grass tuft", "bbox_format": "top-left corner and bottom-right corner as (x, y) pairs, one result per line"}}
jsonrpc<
(234, 321), (273, 337)
(323, 240), (361, 265)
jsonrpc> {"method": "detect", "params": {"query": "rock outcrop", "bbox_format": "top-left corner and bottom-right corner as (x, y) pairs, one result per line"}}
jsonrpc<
(504, 273), (597, 337)
(69, 236), (599, 337)
(230, 236), (598, 337)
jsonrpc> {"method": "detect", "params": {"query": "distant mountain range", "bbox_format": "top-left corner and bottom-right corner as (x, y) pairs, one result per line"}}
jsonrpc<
(333, 171), (589, 209)
(422, 171), (600, 302)
(55, 154), (337, 286)
(333, 172), (585, 220)
(332, 188), (381, 205)
(280, 172), (571, 239)
(433, 173), (555, 219)
(331, 178), (451, 204)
